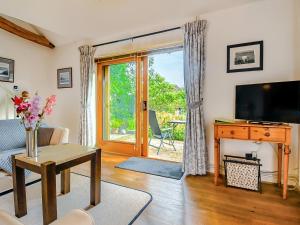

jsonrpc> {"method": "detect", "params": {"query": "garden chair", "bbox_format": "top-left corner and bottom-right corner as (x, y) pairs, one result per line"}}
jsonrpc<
(149, 110), (176, 154)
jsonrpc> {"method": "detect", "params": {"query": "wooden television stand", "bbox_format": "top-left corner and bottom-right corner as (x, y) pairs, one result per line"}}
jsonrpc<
(214, 121), (292, 199)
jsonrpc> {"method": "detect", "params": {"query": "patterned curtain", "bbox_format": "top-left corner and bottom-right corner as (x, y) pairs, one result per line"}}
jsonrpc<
(79, 45), (96, 146)
(183, 20), (208, 175)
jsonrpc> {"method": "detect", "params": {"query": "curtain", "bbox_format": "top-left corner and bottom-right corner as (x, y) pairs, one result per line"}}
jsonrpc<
(183, 20), (208, 175)
(79, 45), (96, 146)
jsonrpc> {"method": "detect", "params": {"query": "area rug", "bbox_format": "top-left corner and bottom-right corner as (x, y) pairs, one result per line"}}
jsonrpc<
(0, 173), (152, 225)
(116, 157), (184, 180)
(0, 171), (41, 195)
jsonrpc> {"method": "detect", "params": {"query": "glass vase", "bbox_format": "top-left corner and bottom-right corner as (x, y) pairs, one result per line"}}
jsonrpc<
(25, 129), (38, 157)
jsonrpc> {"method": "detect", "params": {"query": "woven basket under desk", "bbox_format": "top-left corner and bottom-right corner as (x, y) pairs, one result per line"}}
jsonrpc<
(223, 155), (262, 192)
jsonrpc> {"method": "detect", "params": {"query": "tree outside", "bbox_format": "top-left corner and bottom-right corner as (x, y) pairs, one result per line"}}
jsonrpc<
(109, 62), (136, 135)
(148, 56), (186, 141)
(108, 53), (186, 141)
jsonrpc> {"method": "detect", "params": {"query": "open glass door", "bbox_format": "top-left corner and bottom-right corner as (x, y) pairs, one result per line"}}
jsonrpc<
(97, 56), (148, 156)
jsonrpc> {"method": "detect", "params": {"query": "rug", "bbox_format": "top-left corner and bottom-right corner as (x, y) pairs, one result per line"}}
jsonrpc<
(0, 171), (41, 195)
(116, 157), (184, 180)
(0, 173), (152, 225)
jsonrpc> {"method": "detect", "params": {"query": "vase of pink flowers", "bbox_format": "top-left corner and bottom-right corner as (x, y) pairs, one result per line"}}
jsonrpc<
(12, 91), (56, 157)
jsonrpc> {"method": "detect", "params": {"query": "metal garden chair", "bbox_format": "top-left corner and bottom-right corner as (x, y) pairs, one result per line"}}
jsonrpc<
(149, 110), (176, 155)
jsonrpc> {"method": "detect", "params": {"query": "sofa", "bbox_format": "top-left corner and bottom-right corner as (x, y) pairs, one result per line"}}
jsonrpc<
(0, 119), (69, 175)
(0, 209), (95, 225)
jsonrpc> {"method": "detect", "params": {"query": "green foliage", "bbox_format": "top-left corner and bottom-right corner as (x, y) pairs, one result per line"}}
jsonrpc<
(109, 56), (186, 140)
(148, 57), (186, 114)
(148, 56), (186, 140)
(109, 63), (136, 130)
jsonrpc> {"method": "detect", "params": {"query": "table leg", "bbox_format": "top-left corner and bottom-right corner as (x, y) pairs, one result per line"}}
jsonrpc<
(214, 138), (220, 185)
(283, 145), (290, 200)
(61, 169), (70, 194)
(90, 149), (101, 206)
(41, 161), (57, 225)
(172, 124), (177, 144)
(277, 144), (283, 187)
(12, 156), (27, 218)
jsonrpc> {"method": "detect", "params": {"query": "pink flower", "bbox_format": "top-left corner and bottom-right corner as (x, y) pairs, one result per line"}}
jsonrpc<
(17, 102), (31, 113)
(24, 113), (38, 129)
(47, 95), (56, 105)
(12, 91), (56, 130)
(43, 95), (56, 116)
(44, 106), (53, 115)
(29, 95), (41, 117)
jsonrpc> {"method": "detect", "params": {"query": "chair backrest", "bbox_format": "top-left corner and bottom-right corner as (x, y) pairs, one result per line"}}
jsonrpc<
(149, 110), (162, 136)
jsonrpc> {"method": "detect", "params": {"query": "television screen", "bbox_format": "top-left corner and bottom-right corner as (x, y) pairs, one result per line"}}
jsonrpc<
(235, 81), (300, 124)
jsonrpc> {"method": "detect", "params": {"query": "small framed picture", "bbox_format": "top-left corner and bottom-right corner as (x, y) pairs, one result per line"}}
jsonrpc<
(0, 57), (14, 83)
(57, 67), (72, 88)
(227, 41), (263, 73)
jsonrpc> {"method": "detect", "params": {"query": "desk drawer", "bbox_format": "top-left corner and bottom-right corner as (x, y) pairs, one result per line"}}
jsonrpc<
(250, 127), (286, 142)
(217, 126), (248, 139)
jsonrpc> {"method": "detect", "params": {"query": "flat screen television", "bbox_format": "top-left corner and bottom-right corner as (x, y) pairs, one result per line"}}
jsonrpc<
(235, 81), (300, 124)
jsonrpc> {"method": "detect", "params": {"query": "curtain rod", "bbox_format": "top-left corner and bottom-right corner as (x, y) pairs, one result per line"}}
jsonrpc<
(95, 45), (183, 63)
(92, 26), (182, 48)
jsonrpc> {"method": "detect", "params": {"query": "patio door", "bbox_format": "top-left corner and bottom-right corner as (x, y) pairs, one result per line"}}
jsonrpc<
(96, 56), (148, 156)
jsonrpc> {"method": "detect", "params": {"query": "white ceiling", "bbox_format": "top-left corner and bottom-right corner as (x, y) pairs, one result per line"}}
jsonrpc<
(0, 0), (260, 46)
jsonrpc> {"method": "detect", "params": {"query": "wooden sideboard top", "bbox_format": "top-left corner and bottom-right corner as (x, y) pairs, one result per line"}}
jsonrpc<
(214, 121), (292, 129)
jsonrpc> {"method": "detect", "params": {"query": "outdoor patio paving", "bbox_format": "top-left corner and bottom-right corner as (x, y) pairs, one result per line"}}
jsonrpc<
(109, 134), (183, 162)
(148, 138), (183, 162)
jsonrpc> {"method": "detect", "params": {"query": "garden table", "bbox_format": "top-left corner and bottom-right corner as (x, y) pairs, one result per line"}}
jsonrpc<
(168, 120), (186, 130)
(168, 120), (186, 144)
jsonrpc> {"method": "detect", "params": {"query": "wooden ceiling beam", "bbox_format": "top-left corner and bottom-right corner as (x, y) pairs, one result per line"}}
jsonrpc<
(0, 16), (55, 49)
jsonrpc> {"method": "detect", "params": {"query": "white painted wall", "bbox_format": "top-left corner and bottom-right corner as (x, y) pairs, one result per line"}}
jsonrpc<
(46, 42), (82, 144)
(296, 0), (300, 78)
(0, 29), (52, 95)
(202, 0), (298, 183)
(0, 0), (298, 184)
(295, 0), (300, 184)
(49, 0), (299, 183)
(0, 28), (52, 119)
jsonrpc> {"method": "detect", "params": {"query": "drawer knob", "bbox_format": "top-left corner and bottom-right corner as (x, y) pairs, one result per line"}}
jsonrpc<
(265, 132), (270, 137)
(230, 130), (235, 135)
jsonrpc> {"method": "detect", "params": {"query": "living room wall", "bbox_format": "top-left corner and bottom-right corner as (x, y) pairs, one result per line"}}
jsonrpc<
(202, 0), (298, 184)
(0, 28), (52, 122)
(46, 31), (184, 144)
(295, 0), (300, 184)
(46, 0), (299, 183)
(46, 43), (82, 144)
(0, 29), (52, 97)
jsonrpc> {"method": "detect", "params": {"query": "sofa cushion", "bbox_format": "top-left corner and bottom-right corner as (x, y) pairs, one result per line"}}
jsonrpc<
(38, 128), (54, 147)
(50, 127), (69, 145)
(0, 148), (30, 176)
(0, 119), (26, 151)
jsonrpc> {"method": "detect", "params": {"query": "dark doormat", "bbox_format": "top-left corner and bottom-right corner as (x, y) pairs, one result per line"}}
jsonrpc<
(116, 157), (184, 180)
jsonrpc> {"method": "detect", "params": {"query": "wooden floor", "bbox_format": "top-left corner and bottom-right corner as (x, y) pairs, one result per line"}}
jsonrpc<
(73, 153), (300, 225)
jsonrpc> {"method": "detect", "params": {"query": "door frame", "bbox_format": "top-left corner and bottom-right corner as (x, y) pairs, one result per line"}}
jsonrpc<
(96, 56), (148, 156)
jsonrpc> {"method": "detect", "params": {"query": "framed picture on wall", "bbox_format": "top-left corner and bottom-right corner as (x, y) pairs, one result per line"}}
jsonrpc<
(227, 41), (263, 73)
(0, 57), (14, 83)
(57, 67), (72, 88)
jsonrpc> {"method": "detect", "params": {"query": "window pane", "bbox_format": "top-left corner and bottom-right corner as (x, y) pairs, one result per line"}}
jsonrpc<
(103, 62), (136, 143)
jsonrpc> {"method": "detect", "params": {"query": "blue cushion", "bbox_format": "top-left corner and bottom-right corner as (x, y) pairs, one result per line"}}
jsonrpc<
(0, 148), (31, 176)
(0, 119), (26, 151)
